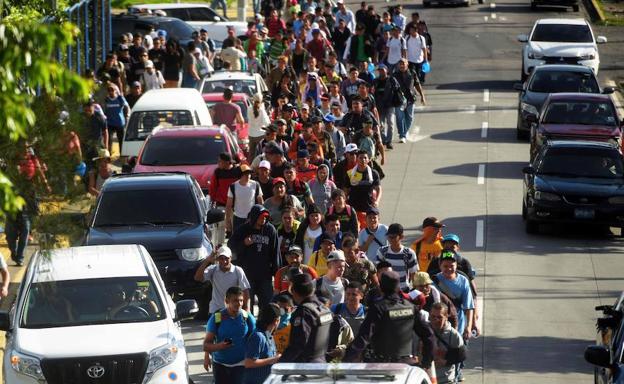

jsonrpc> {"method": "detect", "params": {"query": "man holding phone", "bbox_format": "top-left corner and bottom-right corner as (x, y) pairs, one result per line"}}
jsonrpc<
(203, 286), (257, 384)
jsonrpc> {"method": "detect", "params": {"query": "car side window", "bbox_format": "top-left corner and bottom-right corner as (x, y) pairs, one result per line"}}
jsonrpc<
(190, 7), (219, 21)
(191, 179), (207, 212)
(166, 8), (190, 20)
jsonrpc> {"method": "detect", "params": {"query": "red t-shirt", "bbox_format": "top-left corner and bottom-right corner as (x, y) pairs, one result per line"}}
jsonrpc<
(274, 264), (319, 292)
(306, 39), (327, 62)
(212, 102), (242, 131)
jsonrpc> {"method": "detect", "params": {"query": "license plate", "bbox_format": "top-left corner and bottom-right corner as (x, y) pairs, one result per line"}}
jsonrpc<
(574, 208), (595, 219)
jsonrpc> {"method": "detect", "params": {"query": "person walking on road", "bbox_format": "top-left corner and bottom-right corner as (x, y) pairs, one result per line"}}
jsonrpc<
(392, 58), (425, 143)
(243, 303), (282, 384)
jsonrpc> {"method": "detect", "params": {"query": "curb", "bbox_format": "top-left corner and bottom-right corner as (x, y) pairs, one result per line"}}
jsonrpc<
(584, 0), (606, 22)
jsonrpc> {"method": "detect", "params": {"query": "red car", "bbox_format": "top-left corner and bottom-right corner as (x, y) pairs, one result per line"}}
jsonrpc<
(133, 126), (246, 192)
(203, 92), (251, 155)
(529, 93), (623, 160)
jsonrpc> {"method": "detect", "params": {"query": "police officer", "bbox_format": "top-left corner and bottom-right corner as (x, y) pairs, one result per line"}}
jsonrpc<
(281, 273), (333, 363)
(344, 271), (435, 373)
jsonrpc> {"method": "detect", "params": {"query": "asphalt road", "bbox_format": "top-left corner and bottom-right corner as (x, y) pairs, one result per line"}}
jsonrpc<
(183, 1), (624, 382)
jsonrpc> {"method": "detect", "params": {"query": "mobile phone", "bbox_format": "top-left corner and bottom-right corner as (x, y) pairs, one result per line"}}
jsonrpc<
(224, 338), (233, 345)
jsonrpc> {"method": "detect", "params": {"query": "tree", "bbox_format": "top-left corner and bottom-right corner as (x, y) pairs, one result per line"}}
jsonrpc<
(0, 18), (91, 217)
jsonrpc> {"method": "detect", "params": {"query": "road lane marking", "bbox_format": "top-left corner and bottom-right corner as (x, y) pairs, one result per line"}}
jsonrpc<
(491, 13), (497, 19)
(476, 296), (484, 335)
(459, 105), (477, 114)
(483, 89), (490, 103)
(476, 219), (484, 247)
(490, 2), (496, 7)
(477, 164), (485, 185)
(481, 122), (488, 138)
(483, 16), (489, 21)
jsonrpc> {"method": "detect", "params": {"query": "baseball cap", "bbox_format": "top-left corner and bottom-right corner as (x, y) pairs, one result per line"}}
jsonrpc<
(131, 81), (141, 88)
(297, 149), (310, 159)
(118, 44), (129, 51)
(318, 232), (335, 244)
(216, 245), (232, 258)
(263, 124), (278, 133)
(440, 250), (459, 263)
(240, 164), (252, 173)
(144, 60), (154, 68)
(377, 63), (388, 70)
(286, 245), (304, 256)
(283, 103), (295, 112)
(442, 233), (460, 244)
(326, 249), (346, 263)
(301, 103), (310, 110)
(422, 217), (445, 229)
(272, 177), (286, 186)
(265, 143), (284, 155)
(383, 24), (394, 32)
(413, 271), (433, 286)
(259, 160), (271, 170)
(275, 118), (287, 126)
(156, 29), (167, 37)
(387, 223), (404, 236)
(93, 148), (111, 161)
(323, 114), (336, 123)
(345, 143), (359, 153)
(366, 207), (380, 216)
(310, 116), (322, 123)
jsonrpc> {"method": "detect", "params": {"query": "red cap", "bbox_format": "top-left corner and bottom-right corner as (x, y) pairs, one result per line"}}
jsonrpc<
(272, 177), (286, 186)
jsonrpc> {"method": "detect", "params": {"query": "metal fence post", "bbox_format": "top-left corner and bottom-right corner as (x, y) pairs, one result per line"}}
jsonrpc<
(84, 3), (90, 71)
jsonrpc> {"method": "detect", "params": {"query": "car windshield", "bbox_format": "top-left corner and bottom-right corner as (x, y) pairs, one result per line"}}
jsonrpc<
(529, 71), (600, 93)
(206, 101), (248, 121)
(201, 79), (256, 96)
(542, 101), (617, 125)
(538, 147), (624, 179)
(140, 136), (224, 166)
(531, 24), (593, 43)
(94, 189), (199, 226)
(126, 111), (195, 141)
(21, 277), (165, 328)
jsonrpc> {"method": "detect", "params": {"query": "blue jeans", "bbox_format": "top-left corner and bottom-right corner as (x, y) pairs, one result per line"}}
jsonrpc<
(395, 102), (414, 139)
(379, 107), (395, 144)
(211, 0), (227, 16)
(213, 363), (244, 384)
(5, 211), (31, 264)
(252, 0), (261, 14)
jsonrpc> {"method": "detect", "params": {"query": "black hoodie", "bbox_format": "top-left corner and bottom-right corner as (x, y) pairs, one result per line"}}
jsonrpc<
(228, 204), (281, 280)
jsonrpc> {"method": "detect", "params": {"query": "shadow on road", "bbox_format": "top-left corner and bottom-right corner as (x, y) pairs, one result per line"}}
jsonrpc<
(433, 161), (526, 179)
(430, 127), (522, 144)
(435, 80), (518, 91)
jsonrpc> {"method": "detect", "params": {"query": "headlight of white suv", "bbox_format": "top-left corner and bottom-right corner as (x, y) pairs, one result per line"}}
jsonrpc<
(579, 52), (596, 60)
(521, 102), (539, 117)
(177, 247), (208, 261)
(142, 338), (183, 384)
(10, 350), (45, 381)
(527, 51), (544, 60)
(535, 191), (561, 202)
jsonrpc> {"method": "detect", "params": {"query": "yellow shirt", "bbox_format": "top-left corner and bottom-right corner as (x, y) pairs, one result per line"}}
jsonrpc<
(411, 240), (443, 272)
(308, 250), (329, 276)
(274, 323), (291, 354)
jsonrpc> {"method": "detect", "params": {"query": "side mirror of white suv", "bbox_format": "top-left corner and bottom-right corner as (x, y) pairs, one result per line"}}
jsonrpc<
(517, 34), (528, 43)
(596, 36), (607, 44)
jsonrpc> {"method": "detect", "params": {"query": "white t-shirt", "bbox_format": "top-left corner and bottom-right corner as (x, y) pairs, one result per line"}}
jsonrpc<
(386, 37), (406, 65)
(303, 226), (323, 264)
(406, 34), (427, 64)
(203, 264), (251, 313)
(320, 275), (345, 304)
(227, 180), (262, 219)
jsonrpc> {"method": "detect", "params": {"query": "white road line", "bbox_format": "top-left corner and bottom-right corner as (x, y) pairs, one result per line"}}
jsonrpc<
(490, 2), (496, 7)
(476, 296), (484, 336)
(481, 122), (488, 138)
(500, 16), (507, 21)
(476, 219), (484, 247)
(477, 164), (485, 185)
(491, 13), (497, 19)
(484, 16), (489, 21)
(483, 89), (490, 103)
(459, 105), (477, 114)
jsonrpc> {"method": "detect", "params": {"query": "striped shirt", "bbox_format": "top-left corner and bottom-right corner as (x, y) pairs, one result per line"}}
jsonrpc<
(376, 245), (418, 290)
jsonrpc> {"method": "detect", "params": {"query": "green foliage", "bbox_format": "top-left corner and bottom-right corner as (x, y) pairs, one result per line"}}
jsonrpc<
(0, 19), (92, 218)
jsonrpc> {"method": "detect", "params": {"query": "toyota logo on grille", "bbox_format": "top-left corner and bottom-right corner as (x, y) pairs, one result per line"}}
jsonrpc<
(86, 364), (105, 379)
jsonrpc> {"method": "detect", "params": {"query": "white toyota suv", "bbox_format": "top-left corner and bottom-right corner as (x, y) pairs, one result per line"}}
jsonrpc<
(0, 245), (198, 384)
(518, 18), (607, 81)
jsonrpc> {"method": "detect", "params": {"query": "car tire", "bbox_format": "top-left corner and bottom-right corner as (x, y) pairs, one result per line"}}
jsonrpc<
(522, 201), (528, 220)
(572, 4), (579, 11)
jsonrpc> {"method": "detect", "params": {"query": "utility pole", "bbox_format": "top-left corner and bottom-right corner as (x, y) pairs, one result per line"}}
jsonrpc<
(238, 0), (246, 21)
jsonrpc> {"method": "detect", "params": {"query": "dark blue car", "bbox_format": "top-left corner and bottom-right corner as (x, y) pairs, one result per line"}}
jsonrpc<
(85, 173), (224, 312)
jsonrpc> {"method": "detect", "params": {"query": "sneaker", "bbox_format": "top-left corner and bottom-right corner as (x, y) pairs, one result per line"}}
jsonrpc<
(399, 137), (407, 143)
(457, 371), (465, 382)
(385, 143), (394, 150)
(15, 261), (23, 267)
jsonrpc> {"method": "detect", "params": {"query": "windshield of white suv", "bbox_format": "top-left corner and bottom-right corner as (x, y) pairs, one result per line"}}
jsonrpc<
(538, 147), (624, 179)
(531, 24), (593, 43)
(93, 189), (200, 227)
(21, 277), (165, 328)
(529, 71), (600, 93)
(140, 136), (224, 165)
(543, 101), (617, 126)
(201, 79), (257, 97)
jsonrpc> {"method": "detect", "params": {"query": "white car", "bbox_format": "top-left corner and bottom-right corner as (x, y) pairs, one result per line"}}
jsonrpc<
(196, 71), (269, 101)
(128, 3), (247, 43)
(517, 18), (607, 81)
(0, 244), (198, 384)
(264, 363), (433, 384)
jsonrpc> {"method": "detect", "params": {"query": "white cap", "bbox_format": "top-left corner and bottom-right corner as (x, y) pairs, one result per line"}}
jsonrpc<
(144, 60), (154, 68)
(216, 245), (232, 258)
(327, 249), (346, 263)
(337, 0), (344, 4)
(345, 143), (358, 153)
(259, 160), (271, 170)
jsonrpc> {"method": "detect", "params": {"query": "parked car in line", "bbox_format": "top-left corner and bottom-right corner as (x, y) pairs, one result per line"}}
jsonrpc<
(127, 3), (247, 42)
(587, 291), (624, 384)
(133, 126), (246, 192)
(123, 88), (213, 159)
(84, 173), (224, 313)
(517, 18), (607, 81)
(514, 64), (614, 140)
(265, 363), (432, 384)
(196, 71), (270, 102)
(528, 93), (622, 159)
(522, 140), (624, 234)
(0, 244), (198, 384)
(203, 92), (252, 153)
(112, 13), (195, 47)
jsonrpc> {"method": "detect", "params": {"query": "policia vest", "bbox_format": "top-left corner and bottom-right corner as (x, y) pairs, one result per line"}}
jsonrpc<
(299, 301), (333, 362)
(371, 298), (416, 359)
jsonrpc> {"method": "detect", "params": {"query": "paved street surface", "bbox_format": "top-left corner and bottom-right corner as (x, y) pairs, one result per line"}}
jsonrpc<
(180, 0), (624, 382)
